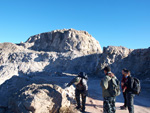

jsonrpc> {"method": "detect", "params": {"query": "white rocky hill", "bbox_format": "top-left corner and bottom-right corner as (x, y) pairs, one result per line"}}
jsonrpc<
(0, 29), (102, 85)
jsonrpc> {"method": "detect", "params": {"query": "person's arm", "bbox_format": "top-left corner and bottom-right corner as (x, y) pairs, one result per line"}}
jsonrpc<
(66, 77), (76, 87)
(121, 77), (125, 89)
(123, 86), (127, 92)
(122, 77), (128, 91)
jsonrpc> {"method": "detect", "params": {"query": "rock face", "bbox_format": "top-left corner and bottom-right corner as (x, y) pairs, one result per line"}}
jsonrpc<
(1, 29), (101, 112)
(0, 29), (102, 85)
(96, 46), (150, 80)
(0, 29), (149, 83)
(97, 46), (133, 71)
(21, 28), (102, 54)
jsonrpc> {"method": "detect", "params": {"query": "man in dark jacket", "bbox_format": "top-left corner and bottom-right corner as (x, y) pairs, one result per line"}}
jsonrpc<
(124, 70), (135, 113)
(65, 72), (88, 112)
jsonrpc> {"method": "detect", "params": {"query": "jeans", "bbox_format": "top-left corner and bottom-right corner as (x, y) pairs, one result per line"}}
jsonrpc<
(126, 92), (135, 113)
(103, 97), (116, 113)
(75, 89), (87, 110)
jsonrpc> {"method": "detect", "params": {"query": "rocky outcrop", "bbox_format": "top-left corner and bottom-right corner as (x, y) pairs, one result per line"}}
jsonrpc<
(96, 46), (150, 80)
(0, 29), (149, 82)
(0, 29), (102, 85)
(21, 28), (102, 55)
(97, 46), (133, 70)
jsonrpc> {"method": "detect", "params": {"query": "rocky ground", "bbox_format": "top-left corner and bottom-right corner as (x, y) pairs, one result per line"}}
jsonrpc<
(0, 74), (149, 113)
(86, 77), (150, 113)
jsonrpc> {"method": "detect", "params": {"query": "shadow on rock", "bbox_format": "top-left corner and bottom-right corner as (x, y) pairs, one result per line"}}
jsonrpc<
(0, 75), (73, 113)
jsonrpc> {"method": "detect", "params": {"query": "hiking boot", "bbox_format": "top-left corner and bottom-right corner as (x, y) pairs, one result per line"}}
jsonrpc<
(76, 106), (81, 110)
(120, 105), (127, 110)
(81, 106), (85, 112)
(81, 108), (85, 112)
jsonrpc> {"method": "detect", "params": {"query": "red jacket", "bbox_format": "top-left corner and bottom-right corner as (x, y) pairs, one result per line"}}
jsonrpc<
(121, 76), (127, 90)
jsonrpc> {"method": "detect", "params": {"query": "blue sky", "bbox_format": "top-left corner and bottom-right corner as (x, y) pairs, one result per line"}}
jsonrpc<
(0, 0), (150, 49)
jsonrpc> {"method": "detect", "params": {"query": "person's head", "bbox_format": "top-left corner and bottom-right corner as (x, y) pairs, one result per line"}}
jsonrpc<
(78, 72), (84, 77)
(103, 66), (111, 75)
(122, 68), (127, 76)
(78, 72), (88, 79)
(128, 70), (131, 76)
(123, 69), (130, 77)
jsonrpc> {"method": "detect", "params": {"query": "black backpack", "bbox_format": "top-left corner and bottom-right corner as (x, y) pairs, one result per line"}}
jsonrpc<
(132, 77), (141, 95)
(78, 72), (88, 80)
(108, 78), (121, 97)
(77, 72), (88, 91)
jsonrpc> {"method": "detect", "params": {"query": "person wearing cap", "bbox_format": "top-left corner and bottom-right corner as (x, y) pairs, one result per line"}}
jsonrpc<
(100, 66), (117, 113)
(124, 70), (135, 113)
(65, 72), (88, 112)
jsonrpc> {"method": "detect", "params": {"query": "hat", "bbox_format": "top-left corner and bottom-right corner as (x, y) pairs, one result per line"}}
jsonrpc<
(103, 66), (111, 72)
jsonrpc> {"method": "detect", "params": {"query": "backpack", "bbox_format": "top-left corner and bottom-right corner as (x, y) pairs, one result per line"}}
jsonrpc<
(78, 72), (88, 80)
(78, 75), (88, 86)
(132, 77), (141, 95)
(76, 74), (88, 91)
(108, 78), (121, 97)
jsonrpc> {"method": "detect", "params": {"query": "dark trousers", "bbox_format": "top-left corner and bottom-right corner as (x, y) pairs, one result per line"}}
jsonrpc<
(126, 92), (135, 113)
(123, 92), (127, 107)
(103, 97), (116, 113)
(75, 89), (87, 110)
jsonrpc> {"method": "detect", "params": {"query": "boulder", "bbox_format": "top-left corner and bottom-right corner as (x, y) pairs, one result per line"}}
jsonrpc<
(0, 74), (79, 113)
(8, 83), (76, 113)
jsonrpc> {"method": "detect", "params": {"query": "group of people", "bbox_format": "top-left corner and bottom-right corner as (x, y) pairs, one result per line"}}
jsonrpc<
(100, 66), (135, 113)
(65, 66), (136, 113)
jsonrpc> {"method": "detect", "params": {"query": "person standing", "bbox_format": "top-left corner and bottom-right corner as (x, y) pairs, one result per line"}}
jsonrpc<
(124, 70), (135, 113)
(120, 68), (128, 110)
(65, 72), (88, 112)
(100, 66), (117, 113)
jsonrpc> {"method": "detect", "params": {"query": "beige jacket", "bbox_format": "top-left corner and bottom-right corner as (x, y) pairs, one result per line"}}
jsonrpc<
(100, 75), (112, 97)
